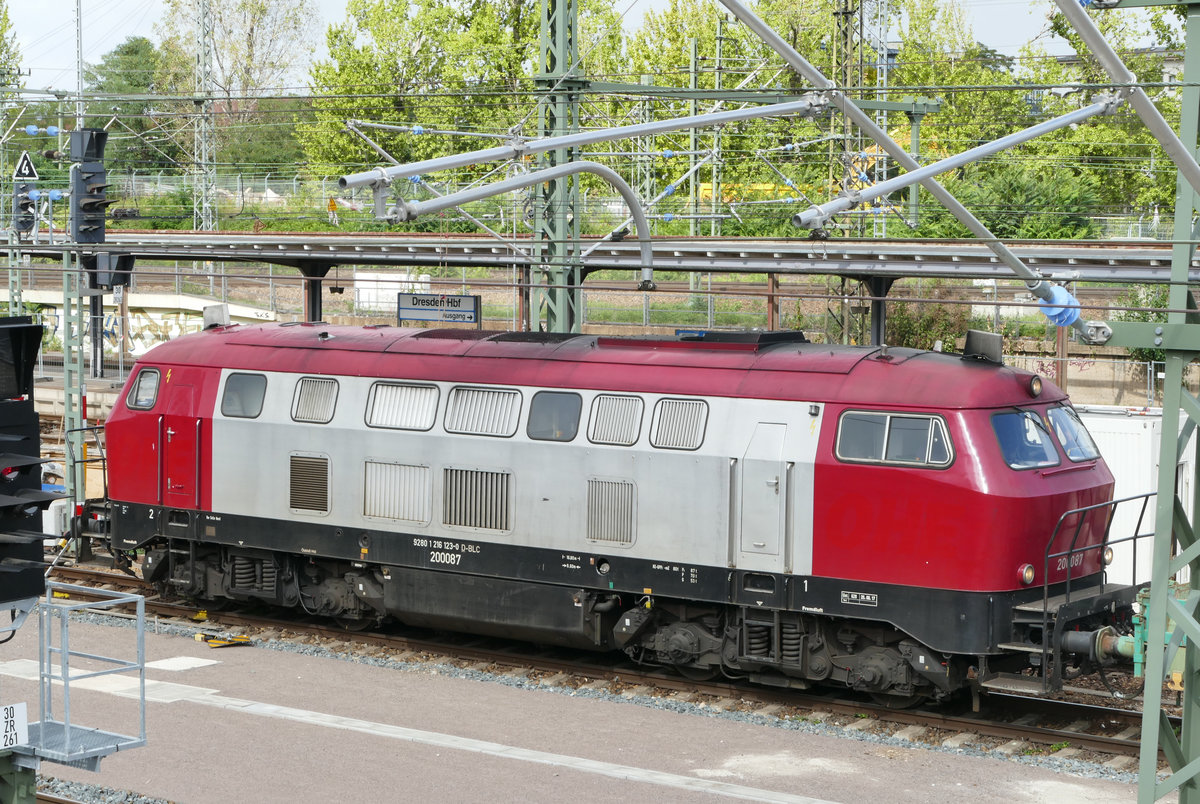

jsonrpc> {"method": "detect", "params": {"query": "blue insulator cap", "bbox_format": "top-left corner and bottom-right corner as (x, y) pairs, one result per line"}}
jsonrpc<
(48, 189), (63, 201)
(1039, 284), (1081, 327)
(784, 196), (795, 203)
(24, 125), (37, 136)
(662, 213), (674, 222)
(664, 184), (675, 196)
(26, 190), (40, 201)
(784, 179), (795, 188)
(46, 126), (58, 136)
(411, 125), (424, 135)
(784, 143), (794, 151)
(662, 150), (674, 158)
(410, 175), (422, 183)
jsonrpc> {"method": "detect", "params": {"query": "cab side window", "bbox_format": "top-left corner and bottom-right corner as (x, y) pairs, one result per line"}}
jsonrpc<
(126, 368), (160, 410)
(527, 391), (582, 442)
(836, 410), (953, 468)
(221, 373), (267, 419)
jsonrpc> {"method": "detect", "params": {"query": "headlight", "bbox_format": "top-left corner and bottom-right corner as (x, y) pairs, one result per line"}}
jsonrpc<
(1103, 546), (1114, 566)
(1028, 376), (1043, 398)
(1019, 564), (1036, 585)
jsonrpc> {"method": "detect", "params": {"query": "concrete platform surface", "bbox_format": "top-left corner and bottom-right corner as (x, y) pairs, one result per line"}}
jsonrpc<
(0, 618), (1157, 803)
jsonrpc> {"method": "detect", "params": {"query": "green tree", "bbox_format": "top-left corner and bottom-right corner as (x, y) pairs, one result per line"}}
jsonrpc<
(0, 0), (17, 84)
(1019, 4), (1181, 215)
(884, 280), (970, 351)
(155, 0), (317, 169)
(300, 0), (543, 176)
(911, 162), (1100, 239)
(1113, 284), (1169, 364)
(86, 37), (184, 173)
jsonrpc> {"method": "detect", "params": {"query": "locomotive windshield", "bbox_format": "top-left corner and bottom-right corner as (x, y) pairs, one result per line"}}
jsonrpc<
(991, 410), (1060, 470)
(1046, 406), (1101, 462)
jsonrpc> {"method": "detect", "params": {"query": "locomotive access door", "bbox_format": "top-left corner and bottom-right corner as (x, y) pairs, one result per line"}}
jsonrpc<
(737, 423), (789, 573)
(160, 383), (200, 508)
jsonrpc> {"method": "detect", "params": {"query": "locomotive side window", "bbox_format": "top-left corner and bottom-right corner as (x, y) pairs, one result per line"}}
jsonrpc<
(366, 382), (439, 431)
(1047, 406), (1101, 462)
(126, 368), (160, 410)
(649, 398), (708, 450)
(292, 377), (339, 424)
(836, 411), (953, 467)
(527, 391), (582, 442)
(444, 386), (521, 437)
(837, 412), (886, 460)
(221, 373), (267, 418)
(991, 411), (1060, 470)
(588, 394), (644, 446)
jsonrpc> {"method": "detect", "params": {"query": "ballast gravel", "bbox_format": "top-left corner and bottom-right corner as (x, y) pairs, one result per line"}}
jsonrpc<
(40, 611), (1147, 802)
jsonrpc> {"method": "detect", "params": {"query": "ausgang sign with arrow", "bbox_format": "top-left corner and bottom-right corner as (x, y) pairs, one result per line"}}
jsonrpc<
(12, 151), (37, 181)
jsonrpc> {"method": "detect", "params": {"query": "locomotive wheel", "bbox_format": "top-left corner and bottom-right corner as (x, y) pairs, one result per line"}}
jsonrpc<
(675, 665), (719, 681)
(334, 616), (374, 632)
(869, 692), (927, 710)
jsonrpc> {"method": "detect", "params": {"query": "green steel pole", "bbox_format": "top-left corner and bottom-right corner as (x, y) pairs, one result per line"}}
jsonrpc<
(1139, 3), (1200, 801)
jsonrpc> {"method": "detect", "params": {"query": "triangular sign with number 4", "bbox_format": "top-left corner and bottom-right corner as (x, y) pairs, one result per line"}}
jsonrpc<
(12, 151), (37, 181)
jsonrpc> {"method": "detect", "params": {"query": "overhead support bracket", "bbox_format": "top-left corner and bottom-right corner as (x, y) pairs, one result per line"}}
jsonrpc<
(793, 96), (1123, 230)
(386, 161), (656, 290)
(338, 94), (827, 190)
(713, 0), (1106, 343)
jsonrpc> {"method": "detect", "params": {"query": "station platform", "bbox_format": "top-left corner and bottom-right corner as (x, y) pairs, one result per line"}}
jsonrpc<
(0, 617), (1153, 803)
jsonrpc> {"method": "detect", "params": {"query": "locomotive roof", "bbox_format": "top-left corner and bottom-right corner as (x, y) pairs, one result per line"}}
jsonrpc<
(138, 323), (1064, 410)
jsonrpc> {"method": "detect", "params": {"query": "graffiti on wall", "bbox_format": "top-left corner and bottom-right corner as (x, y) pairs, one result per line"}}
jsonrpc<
(35, 305), (258, 355)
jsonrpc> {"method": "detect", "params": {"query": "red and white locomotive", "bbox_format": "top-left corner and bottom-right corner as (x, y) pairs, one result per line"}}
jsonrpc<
(100, 323), (1136, 704)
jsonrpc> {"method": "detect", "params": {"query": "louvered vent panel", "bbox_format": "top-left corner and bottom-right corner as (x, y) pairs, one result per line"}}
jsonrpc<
(367, 383), (439, 430)
(442, 468), (511, 530)
(587, 479), (635, 545)
(292, 378), (338, 423)
(444, 387), (520, 436)
(364, 461), (430, 522)
(290, 455), (329, 512)
(588, 395), (643, 446)
(651, 399), (708, 449)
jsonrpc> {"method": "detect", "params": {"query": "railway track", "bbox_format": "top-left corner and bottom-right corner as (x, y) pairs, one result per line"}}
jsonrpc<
(46, 562), (1170, 768)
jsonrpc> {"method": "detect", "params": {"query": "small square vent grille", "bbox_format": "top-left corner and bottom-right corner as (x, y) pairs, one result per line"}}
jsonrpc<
(587, 479), (635, 545)
(442, 468), (511, 531)
(290, 455), (329, 513)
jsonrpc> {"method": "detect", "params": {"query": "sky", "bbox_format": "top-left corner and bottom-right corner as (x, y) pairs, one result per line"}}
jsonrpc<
(10, 0), (1067, 94)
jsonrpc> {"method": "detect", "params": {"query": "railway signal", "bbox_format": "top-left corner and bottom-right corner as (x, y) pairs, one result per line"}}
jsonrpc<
(12, 182), (35, 232)
(82, 251), (134, 289)
(69, 129), (114, 244)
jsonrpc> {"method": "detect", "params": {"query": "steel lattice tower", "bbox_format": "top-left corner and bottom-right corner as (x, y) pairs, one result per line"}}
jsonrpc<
(533, 0), (583, 333)
(194, 0), (217, 233)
